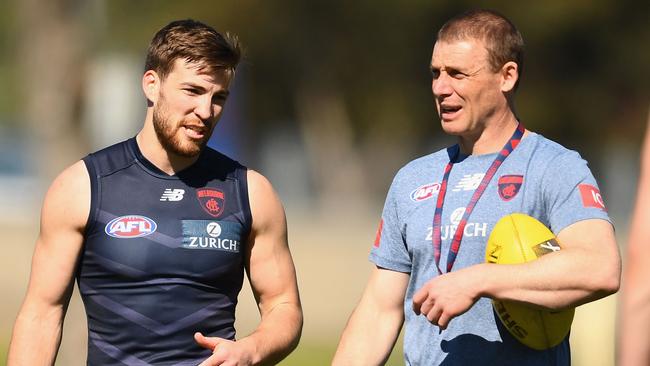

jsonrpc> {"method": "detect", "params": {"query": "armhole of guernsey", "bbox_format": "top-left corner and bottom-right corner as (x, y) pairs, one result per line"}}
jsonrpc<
(237, 166), (253, 243)
(82, 154), (101, 238)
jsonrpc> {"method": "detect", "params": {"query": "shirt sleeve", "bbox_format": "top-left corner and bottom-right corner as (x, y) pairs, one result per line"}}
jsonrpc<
(369, 174), (412, 273)
(541, 150), (611, 235)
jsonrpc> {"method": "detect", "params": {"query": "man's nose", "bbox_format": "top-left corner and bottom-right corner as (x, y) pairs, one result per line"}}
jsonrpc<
(194, 96), (213, 121)
(432, 73), (453, 98)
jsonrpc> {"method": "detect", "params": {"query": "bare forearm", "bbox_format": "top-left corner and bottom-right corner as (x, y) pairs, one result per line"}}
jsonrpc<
(619, 265), (650, 365)
(8, 307), (65, 366)
(240, 302), (303, 365)
(619, 236), (650, 365)
(333, 302), (403, 366)
(478, 248), (619, 310)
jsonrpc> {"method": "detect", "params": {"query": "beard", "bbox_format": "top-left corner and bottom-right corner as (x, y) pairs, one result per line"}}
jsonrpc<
(152, 94), (209, 158)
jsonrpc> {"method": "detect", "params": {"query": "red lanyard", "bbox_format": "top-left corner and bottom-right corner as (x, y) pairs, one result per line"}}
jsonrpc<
(432, 123), (525, 274)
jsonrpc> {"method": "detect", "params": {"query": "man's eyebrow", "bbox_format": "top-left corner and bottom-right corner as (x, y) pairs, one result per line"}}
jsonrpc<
(180, 82), (230, 97)
(180, 82), (207, 91)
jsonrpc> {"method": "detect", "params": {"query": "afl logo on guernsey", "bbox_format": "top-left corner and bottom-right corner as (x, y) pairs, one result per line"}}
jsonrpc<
(105, 215), (157, 238)
(410, 183), (441, 202)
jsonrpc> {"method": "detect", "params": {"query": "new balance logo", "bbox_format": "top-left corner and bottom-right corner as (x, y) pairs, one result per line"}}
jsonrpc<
(453, 173), (485, 192)
(160, 189), (185, 201)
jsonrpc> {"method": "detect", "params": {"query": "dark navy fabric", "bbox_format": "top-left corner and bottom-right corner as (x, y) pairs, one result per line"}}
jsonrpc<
(79, 137), (251, 365)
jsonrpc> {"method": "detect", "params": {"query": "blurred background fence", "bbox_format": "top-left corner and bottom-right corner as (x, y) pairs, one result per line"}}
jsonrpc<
(1, 0), (648, 364)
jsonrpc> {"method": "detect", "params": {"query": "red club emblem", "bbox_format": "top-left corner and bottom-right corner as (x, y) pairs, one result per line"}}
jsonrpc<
(196, 188), (226, 217)
(498, 175), (524, 201)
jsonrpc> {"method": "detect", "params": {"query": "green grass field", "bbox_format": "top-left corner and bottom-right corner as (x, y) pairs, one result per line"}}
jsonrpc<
(1, 336), (8, 366)
(279, 342), (404, 365)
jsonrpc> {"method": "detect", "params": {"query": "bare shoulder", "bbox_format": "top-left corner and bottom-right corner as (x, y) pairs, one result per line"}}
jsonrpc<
(246, 169), (278, 200)
(42, 160), (91, 233)
(246, 169), (285, 230)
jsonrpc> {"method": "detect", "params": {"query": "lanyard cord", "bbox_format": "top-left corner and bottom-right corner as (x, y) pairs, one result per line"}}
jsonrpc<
(432, 123), (525, 274)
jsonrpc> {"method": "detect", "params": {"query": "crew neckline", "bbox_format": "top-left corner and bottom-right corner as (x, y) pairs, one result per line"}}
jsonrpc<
(454, 132), (537, 163)
(128, 137), (204, 178)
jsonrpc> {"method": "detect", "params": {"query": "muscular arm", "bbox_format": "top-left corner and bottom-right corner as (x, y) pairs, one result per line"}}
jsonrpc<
(414, 218), (620, 329)
(619, 119), (650, 366)
(332, 266), (408, 366)
(480, 218), (620, 307)
(8, 161), (89, 365)
(196, 170), (302, 365)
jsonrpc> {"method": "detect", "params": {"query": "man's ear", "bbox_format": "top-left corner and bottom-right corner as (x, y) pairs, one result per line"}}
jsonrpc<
(142, 70), (160, 104)
(500, 61), (519, 93)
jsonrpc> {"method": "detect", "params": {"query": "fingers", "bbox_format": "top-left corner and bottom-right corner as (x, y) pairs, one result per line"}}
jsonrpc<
(421, 300), (448, 330)
(197, 353), (224, 366)
(425, 304), (443, 324)
(412, 285), (450, 330)
(437, 313), (451, 330)
(412, 286), (428, 315)
(194, 332), (225, 351)
(195, 336), (226, 366)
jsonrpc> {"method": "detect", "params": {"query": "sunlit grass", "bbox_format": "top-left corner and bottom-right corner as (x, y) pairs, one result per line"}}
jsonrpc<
(280, 341), (404, 366)
(1, 337), (8, 366)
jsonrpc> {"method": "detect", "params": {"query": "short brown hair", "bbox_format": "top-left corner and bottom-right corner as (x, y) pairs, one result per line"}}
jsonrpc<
(437, 9), (524, 88)
(145, 19), (242, 80)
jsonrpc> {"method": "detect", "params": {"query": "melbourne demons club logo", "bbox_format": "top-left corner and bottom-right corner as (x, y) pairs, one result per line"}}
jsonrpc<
(497, 175), (524, 201)
(196, 188), (226, 217)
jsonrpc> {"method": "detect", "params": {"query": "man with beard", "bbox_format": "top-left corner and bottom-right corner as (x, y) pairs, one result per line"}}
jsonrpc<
(8, 19), (302, 366)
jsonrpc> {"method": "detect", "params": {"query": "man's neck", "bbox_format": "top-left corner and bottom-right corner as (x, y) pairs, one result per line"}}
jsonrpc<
(458, 112), (522, 155)
(136, 121), (199, 175)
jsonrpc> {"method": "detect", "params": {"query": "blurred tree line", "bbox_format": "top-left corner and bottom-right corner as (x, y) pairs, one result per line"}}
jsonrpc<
(0, 0), (648, 202)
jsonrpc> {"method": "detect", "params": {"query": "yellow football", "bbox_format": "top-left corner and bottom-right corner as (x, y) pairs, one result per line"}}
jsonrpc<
(485, 213), (574, 350)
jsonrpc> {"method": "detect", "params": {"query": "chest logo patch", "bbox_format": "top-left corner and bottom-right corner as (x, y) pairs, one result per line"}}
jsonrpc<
(410, 183), (441, 202)
(105, 215), (157, 238)
(182, 220), (241, 253)
(160, 188), (185, 201)
(196, 188), (226, 217)
(453, 173), (485, 192)
(498, 175), (524, 201)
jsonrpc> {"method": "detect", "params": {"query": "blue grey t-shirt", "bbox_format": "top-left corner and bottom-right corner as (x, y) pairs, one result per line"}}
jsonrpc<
(370, 133), (610, 365)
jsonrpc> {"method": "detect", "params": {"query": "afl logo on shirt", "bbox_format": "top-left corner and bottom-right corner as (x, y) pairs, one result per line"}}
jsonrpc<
(410, 183), (441, 202)
(105, 215), (157, 238)
(197, 188), (226, 217)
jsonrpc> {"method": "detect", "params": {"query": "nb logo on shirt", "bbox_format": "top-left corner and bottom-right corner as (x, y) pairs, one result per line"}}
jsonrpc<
(452, 173), (485, 192)
(160, 188), (185, 201)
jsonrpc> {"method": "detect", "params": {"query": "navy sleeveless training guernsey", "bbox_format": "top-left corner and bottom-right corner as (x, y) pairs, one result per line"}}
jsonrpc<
(79, 137), (252, 365)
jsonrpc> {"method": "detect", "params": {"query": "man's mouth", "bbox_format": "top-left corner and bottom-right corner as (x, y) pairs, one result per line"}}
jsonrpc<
(183, 125), (207, 140)
(439, 104), (462, 120)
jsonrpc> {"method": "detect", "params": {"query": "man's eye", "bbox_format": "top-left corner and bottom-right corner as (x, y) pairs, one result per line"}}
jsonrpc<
(213, 95), (227, 104)
(431, 70), (440, 79)
(449, 71), (466, 79)
(184, 88), (200, 95)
